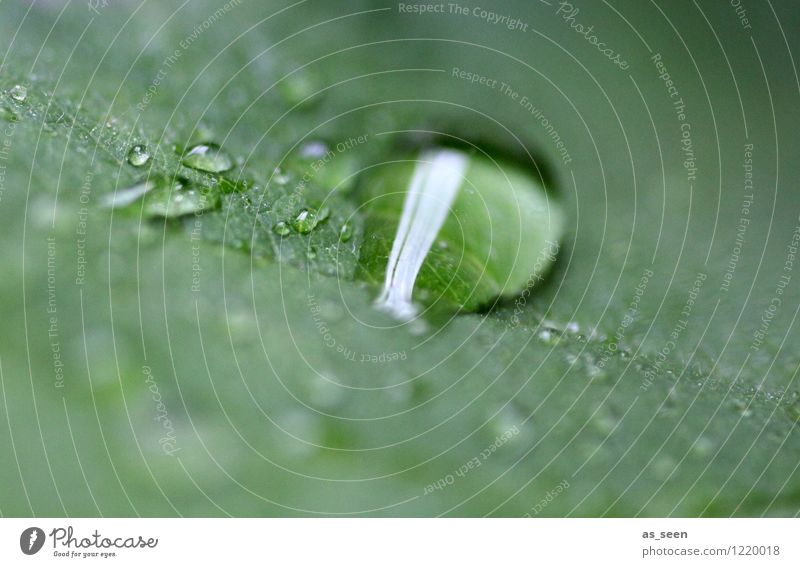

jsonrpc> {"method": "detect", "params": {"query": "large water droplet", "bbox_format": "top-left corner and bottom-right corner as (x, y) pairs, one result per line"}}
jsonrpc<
(181, 143), (233, 173)
(9, 84), (27, 102)
(359, 147), (564, 317)
(127, 144), (151, 167)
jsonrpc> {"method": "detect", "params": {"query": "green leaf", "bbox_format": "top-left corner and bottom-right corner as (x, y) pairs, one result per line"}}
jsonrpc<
(0, 0), (798, 519)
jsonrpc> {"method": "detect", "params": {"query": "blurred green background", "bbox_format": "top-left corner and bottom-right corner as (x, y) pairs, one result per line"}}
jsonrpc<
(0, 0), (799, 516)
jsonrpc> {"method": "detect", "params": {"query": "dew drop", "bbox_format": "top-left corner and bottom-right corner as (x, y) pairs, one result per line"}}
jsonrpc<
(291, 208), (318, 234)
(538, 327), (561, 344)
(127, 144), (151, 167)
(181, 143), (233, 173)
(9, 84), (27, 102)
(273, 221), (291, 236)
(339, 222), (353, 242)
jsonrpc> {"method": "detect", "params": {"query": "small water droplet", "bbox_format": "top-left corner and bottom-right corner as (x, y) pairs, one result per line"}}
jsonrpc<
(538, 327), (561, 344)
(273, 221), (291, 236)
(565, 321), (580, 334)
(339, 222), (353, 242)
(292, 208), (318, 234)
(127, 144), (151, 167)
(9, 84), (27, 102)
(181, 143), (233, 173)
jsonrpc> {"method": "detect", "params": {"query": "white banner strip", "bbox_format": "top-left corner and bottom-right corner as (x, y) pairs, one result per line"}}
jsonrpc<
(1, 518), (798, 566)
